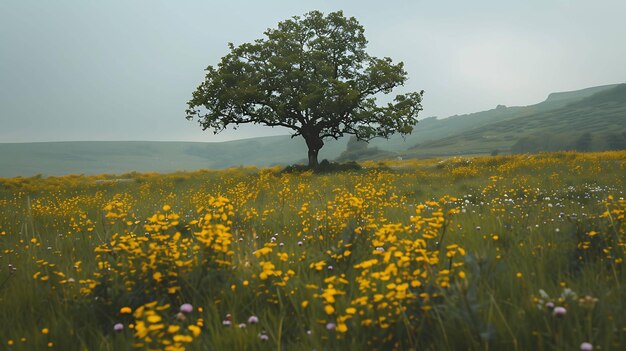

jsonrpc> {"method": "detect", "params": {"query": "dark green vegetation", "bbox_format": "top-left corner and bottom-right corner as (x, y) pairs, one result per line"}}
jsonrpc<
(186, 10), (423, 168)
(1, 84), (625, 178)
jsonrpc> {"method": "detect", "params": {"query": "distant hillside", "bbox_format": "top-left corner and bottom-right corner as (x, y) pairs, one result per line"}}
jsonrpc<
(365, 84), (621, 154)
(1, 137), (345, 177)
(2, 83), (624, 177)
(406, 84), (626, 156)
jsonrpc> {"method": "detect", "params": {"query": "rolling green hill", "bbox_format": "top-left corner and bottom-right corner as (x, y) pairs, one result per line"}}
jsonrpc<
(367, 83), (621, 154)
(406, 83), (626, 156)
(2, 83), (624, 177)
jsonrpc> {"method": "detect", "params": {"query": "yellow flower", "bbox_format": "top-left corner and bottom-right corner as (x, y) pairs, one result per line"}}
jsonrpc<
(253, 247), (272, 257)
(173, 334), (193, 343)
(188, 324), (201, 337)
(147, 315), (162, 323)
(153, 271), (163, 282)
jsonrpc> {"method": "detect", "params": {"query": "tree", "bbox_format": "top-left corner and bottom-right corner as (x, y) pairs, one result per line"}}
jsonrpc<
(186, 10), (423, 168)
(338, 135), (374, 161)
(346, 135), (369, 154)
(575, 132), (592, 152)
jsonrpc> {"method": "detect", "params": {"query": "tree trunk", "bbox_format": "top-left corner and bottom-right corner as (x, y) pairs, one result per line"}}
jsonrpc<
(308, 148), (320, 168)
(304, 132), (324, 169)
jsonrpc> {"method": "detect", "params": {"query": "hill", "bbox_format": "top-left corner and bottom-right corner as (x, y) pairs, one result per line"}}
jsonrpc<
(405, 83), (626, 156)
(366, 84), (620, 154)
(1, 83), (624, 177)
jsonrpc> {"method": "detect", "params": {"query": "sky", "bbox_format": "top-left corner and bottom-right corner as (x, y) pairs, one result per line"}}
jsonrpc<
(1, 0), (625, 143)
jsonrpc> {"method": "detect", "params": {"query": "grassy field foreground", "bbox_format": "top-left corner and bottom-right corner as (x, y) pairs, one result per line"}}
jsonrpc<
(0, 151), (625, 350)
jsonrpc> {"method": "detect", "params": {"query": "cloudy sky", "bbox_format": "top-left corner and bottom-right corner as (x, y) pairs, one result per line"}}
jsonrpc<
(1, 0), (625, 143)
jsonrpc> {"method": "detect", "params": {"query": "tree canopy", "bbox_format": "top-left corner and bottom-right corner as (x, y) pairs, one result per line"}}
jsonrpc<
(186, 10), (424, 168)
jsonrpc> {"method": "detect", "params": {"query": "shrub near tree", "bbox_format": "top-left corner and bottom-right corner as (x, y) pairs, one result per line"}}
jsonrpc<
(186, 10), (424, 168)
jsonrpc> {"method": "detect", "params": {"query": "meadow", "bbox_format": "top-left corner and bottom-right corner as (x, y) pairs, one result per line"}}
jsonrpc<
(0, 151), (624, 350)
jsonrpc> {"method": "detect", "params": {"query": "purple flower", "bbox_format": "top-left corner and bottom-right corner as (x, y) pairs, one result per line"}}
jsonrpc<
(553, 306), (567, 316)
(545, 302), (555, 310)
(580, 342), (593, 351)
(326, 322), (336, 330)
(248, 315), (259, 324)
(180, 303), (193, 314)
(113, 323), (124, 332)
(259, 333), (269, 341)
(222, 319), (232, 327)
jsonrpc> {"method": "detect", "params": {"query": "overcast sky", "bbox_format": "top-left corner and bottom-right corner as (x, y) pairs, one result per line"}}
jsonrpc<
(1, 0), (625, 143)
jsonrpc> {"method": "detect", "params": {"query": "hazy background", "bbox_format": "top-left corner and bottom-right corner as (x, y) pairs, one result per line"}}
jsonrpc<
(1, 0), (625, 143)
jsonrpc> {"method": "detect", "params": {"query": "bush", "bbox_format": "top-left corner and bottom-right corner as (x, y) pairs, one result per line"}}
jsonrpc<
(282, 160), (362, 174)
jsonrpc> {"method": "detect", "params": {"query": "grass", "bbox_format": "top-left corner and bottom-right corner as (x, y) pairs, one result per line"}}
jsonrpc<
(0, 151), (625, 350)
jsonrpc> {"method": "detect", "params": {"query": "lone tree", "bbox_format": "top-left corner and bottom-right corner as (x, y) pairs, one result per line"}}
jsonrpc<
(186, 10), (423, 168)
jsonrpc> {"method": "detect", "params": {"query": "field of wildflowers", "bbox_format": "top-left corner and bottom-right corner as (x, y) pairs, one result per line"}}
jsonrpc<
(0, 151), (624, 350)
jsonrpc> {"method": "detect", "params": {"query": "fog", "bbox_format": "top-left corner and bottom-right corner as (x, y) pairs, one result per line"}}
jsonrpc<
(1, 0), (625, 142)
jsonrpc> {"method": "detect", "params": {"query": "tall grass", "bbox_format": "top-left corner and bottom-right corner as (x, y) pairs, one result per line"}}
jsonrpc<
(0, 151), (624, 350)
